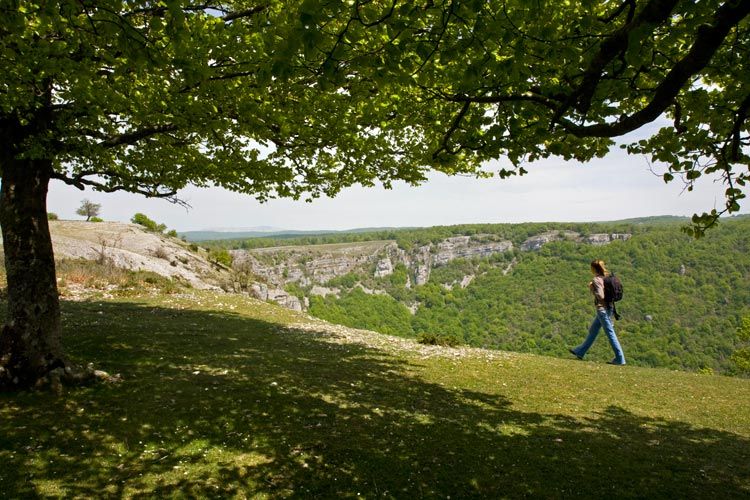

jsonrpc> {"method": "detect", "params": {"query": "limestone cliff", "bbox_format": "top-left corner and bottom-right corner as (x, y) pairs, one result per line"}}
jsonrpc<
(230, 230), (630, 311)
(231, 235), (515, 290)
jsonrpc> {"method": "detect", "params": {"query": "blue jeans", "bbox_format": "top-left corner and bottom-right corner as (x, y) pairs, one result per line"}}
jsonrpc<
(572, 307), (626, 364)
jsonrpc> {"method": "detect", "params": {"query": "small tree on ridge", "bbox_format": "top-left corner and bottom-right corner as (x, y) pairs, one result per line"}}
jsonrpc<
(76, 199), (101, 222)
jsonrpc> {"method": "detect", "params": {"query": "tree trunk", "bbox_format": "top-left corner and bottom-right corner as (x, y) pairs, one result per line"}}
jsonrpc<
(0, 156), (65, 390)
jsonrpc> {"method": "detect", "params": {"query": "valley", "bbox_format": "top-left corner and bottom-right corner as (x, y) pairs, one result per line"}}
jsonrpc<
(212, 216), (750, 375)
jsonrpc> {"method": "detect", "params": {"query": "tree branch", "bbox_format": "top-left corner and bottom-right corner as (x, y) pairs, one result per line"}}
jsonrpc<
(731, 92), (750, 161)
(560, 0), (750, 138)
(445, 92), (556, 108)
(553, 0), (680, 124)
(598, 0), (636, 24)
(222, 5), (268, 22)
(51, 171), (190, 208)
(673, 100), (687, 134)
(97, 124), (178, 148)
(433, 101), (471, 159)
(355, 0), (398, 28)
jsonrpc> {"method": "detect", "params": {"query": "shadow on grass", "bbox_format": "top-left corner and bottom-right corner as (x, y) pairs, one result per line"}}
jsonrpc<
(1, 299), (748, 498)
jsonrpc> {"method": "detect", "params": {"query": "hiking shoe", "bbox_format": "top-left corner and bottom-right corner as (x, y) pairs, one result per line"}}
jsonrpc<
(568, 348), (583, 360)
(606, 359), (626, 365)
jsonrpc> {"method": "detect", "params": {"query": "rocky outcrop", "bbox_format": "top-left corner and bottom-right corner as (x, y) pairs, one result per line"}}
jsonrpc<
(584, 233), (632, 246)
(232, 236), (517, 290)
(441, 274), (476, 291)
(233, 230), (631, 311)
(249, 282), (306, 311)
(521, 231), (631, 250)
(407, 237), (513, 285)
(460, 275), (475, 288)
(37, 221), (225, 290)
(374, 258), (394, 278)
(521, 231), (579, 251)
(433, 237), (513, 266)
(268, 290), (307, 312)
(310, 285), (341, 297)
(231, 241), (393, 287)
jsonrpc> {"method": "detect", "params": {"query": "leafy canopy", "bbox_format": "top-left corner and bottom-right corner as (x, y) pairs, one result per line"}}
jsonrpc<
(1, 1), (438, 203)
(298, 0), (750, 234)
(2, 1), (748, 234)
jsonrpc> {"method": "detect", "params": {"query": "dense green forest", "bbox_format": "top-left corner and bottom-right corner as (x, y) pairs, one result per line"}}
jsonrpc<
(303, 217), (750, 375)
(206, 216), (689, 251)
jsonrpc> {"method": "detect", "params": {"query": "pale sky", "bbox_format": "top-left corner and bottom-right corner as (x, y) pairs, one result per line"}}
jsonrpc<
(46, 125), (747, 232)
(47, 148), (743, 232)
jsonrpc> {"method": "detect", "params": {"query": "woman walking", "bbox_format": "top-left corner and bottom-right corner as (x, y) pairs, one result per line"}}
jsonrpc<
(569, 259), (626, 365)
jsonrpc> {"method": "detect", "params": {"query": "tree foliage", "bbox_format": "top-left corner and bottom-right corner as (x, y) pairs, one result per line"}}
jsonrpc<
(0, 0), (443, 205)
(297, 0), (750, 234)
(732, 316), (750, 373)
(4, 1), (746, 218)
(75, 199), (100, 221)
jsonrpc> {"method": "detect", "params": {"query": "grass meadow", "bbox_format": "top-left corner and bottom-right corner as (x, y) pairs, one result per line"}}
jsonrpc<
(1, 291), (749, 498)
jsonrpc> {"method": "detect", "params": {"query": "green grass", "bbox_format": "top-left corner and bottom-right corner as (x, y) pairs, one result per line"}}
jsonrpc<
(1, 291), (749, 498)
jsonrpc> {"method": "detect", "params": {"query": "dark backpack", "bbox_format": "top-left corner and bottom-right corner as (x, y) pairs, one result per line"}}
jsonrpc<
(604, 274), (623, 302)
(603, 274), (623, 319)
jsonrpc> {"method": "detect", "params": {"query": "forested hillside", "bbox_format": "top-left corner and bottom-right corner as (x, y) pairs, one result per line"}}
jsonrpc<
(302, 217), (750, 374)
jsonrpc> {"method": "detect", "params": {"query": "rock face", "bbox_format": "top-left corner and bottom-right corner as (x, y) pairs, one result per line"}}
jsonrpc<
(521, 231), (578, 251)
(584, 233), (632, 246)
(232, 230), (631, 311)
(432, 237), (512, 266)
(232, 236), (516, 292)
(250, 283), (305, 311)
(28, 221), (226, 290)
(521, 231), (631, 250)
(232, 241), (395, 288)
(310, 285), (340, 297)
(268, 289), (306, 312)
(408, 237), (514, 285)
(374, 258), (394, 278)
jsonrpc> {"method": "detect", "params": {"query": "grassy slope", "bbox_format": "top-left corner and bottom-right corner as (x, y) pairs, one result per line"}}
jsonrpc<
(310, 217), (750, 373)
(1, 291), (749, 498)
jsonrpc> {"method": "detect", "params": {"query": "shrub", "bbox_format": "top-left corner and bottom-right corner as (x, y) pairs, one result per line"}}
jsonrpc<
(90, 216), (103, 222)
(152, 247), (170, 260)
(55, 258), (184, 297)
(132, 213), (157, 231)
(326, 273), (360, 289)
(209, 248), (233, 267)
(417, 331), (462, 347)
(167, 229), (178, 238)
(131, 213), (167, 233)
(284, 282), (307, 300)
(47, 212), (59, 220)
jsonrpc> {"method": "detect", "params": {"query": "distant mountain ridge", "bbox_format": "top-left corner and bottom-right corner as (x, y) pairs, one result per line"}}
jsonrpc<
(180, 226), (416, 242)
(182, 215), (750, 243)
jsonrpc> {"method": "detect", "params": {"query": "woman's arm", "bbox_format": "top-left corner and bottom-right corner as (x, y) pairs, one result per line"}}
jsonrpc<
(591, 276), (605, 302)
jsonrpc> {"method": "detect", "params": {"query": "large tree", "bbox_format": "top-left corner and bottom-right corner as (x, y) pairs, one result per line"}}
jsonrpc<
(1, 0), (748, 390)
(0, 1), (435, 390)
